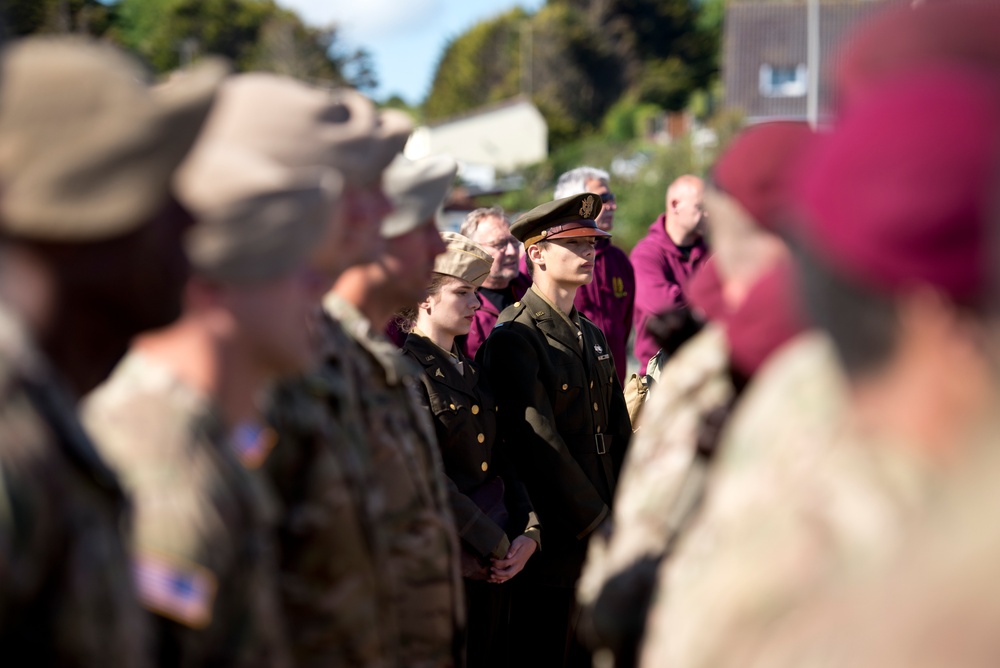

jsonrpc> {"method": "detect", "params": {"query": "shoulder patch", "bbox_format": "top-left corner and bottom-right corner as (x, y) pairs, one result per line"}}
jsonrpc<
(230, 422), (277, 470)
(133, 552), (218, 629)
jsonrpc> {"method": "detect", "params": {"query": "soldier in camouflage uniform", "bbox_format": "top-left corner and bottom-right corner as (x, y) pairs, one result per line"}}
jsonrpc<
(481, 193), (633, 668)
(326, 154), (465, 667)
(636, 62), (1000, 668)
(0, 38), (223, 665)
(201, 74), (411, 668)
(577, 122), (812, 668)
(83, 122), (343, 664)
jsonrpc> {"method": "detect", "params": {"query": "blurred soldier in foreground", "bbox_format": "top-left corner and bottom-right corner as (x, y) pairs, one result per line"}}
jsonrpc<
(83, 119), (343, 664)
(202, 74), (411, 667)
(578, 121), (811, 668)
(637, 58), (1000, 668)
(481, 194), (632, 668)
(0, 37), (223, 664)
(459, 207), (530, 360)
(553, 167), (636, 384)
(630, 175), (708, 373)
(327, 154), (463, 667)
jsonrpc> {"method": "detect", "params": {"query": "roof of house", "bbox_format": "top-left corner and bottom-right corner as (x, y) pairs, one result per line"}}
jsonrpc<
(723, 1), (887, 121)
(424, 94), (544, 129)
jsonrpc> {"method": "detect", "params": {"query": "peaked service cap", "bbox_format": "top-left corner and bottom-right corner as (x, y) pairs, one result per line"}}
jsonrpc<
(510, 193), (610, 247)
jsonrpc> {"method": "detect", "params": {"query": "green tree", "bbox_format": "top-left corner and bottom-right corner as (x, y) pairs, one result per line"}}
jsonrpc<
(423, 8), (526, 121)
(109, 0), (374, 88)
(424, 0), (718, 147)
(6, 0), (115, 36)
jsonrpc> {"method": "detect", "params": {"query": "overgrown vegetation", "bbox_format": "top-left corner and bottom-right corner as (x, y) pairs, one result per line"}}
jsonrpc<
(424, 0), (720, 149)
(4, 0), (375, 89)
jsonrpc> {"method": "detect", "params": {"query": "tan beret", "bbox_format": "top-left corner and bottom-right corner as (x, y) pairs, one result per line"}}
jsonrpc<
(382, 154), (457, 239)
(176, 142), (343, 284)
(434, 232), (493, 287)
(0, 37), (226, 242)
(198, 73), (411, 187)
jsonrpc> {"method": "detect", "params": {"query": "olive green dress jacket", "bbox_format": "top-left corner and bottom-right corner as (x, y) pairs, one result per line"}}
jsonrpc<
(402, 334), (540, 564)
(480, 288), (632, 588)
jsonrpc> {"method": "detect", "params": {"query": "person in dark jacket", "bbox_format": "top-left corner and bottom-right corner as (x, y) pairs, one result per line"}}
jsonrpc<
(480, 194), (633, 668)
(630, 175), (709, 373)
(401, 231), (541, 668)
(554, 167), (636, 385)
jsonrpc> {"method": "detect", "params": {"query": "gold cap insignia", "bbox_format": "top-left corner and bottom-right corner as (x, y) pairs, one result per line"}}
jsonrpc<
(579, 195), (595, 219)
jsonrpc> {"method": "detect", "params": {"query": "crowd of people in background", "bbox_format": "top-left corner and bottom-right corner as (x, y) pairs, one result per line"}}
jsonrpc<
(2, 0), (1000, 667)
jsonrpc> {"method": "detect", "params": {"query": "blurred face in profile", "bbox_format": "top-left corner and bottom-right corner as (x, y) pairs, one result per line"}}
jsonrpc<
(311, 183), (391, 280)
(212, 264), (325, 378)
(585, 177), (616, 233)
(57, 194), (196, 338)
(669, 179), (707, 242)
(379, 220), (448, 310)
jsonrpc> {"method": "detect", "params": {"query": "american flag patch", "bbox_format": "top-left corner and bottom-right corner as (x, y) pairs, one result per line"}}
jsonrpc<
(231, 421), (278, 469)
(133, 552), (217, 629)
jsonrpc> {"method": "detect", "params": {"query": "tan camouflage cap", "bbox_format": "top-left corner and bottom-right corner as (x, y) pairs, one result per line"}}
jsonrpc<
(176, 142), (343, 284)
(197, 73), (412, 187)
(381, 154), (457, 239)
(0, 37), (227, 242)
(433, 231), (493, 287)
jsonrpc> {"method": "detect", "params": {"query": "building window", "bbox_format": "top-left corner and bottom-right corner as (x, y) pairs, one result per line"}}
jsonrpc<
(759, 64), (808, 98)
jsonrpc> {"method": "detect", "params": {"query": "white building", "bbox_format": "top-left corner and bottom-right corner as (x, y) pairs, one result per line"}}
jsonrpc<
(405, 96), (548, 190)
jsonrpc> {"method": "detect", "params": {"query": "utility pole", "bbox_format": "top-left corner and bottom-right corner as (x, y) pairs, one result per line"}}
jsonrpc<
(807, 0), (820, 128)
(520, 21), (533, 97)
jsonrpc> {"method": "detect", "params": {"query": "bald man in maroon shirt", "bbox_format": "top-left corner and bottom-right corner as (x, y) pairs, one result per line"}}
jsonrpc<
(631, 175), (709, 374)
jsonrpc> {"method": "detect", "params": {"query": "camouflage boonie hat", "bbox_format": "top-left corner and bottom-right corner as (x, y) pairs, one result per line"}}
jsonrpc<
(433, 232), (493, 287)
(197, 73), (412, 188)
(0, 36), (226, 241)
(510, 193), (610, 247)
(381, 154), (457, 239)
(176, 142), (343, 283)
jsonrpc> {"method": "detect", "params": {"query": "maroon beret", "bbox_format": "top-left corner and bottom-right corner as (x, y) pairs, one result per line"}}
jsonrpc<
(796, 68), (1000, 306)
(711, 121), (815, 234)
(835, 0), (1000, 112)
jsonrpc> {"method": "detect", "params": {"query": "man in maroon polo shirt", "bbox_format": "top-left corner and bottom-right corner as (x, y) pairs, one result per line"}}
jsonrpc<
(554, 167), (636, 384)
(459, 205), (531, 359)
(631, 175), (709, 373)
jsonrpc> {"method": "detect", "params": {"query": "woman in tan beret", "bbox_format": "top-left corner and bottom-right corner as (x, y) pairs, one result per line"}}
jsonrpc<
(400, 231), (541, 667)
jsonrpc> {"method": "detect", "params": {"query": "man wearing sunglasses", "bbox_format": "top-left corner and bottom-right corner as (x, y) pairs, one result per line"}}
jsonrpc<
(553, 167), (636, 385)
